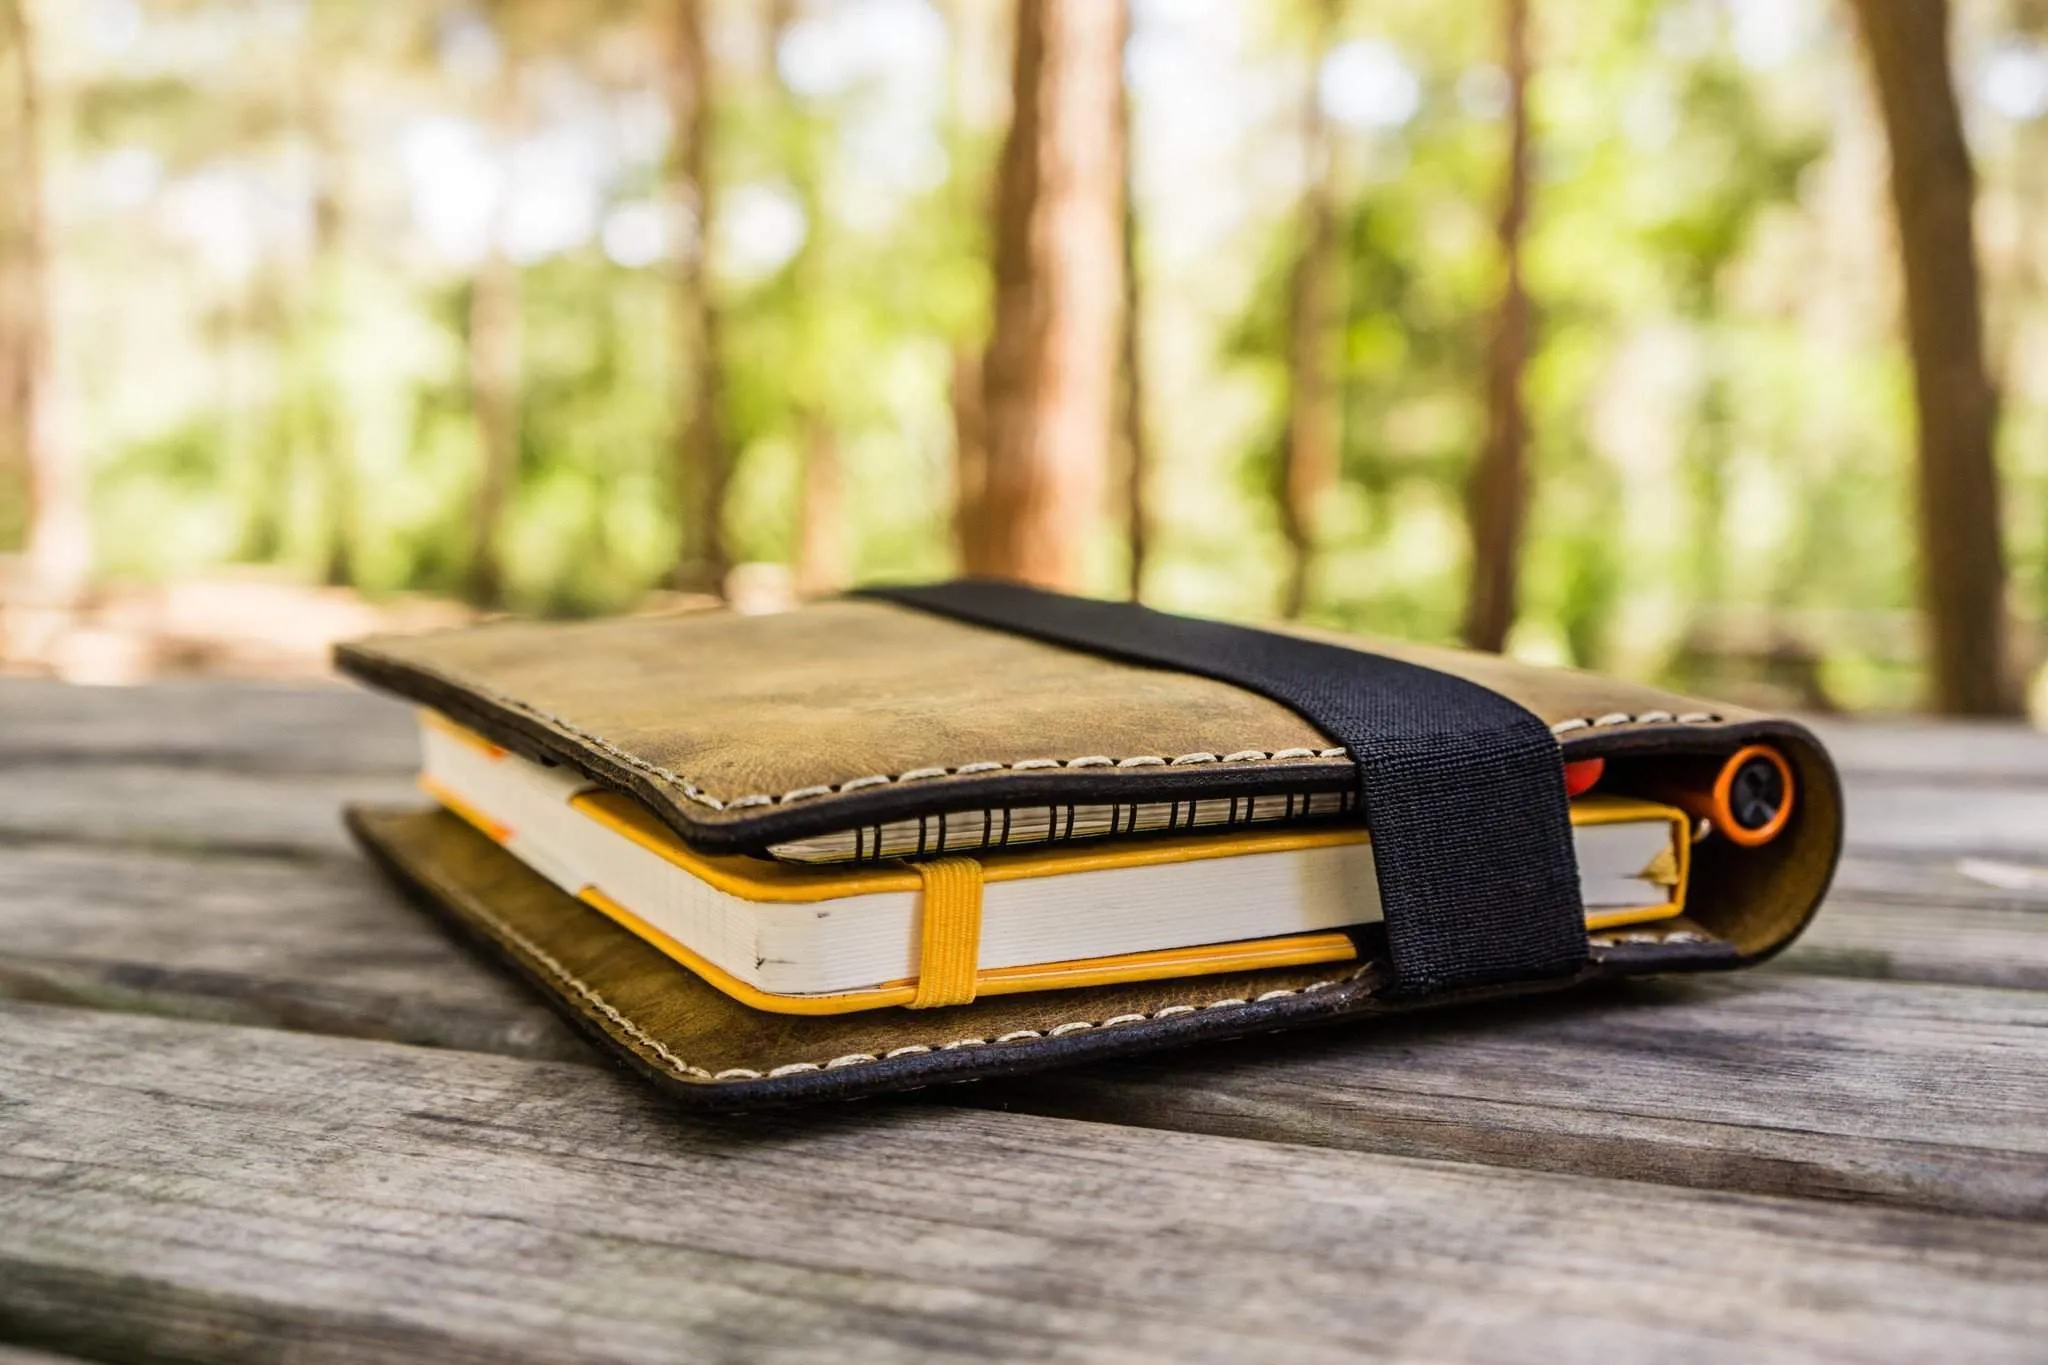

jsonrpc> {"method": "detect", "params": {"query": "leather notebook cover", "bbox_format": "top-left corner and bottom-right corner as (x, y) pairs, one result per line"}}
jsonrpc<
(335, 587), (1842, 1109)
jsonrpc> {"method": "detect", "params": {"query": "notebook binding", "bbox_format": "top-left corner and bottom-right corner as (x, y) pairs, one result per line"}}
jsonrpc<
(768, 789), (1360, 864)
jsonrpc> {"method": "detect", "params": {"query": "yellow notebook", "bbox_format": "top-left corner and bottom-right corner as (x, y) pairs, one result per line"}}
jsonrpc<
(417, 712), (1690, 1015)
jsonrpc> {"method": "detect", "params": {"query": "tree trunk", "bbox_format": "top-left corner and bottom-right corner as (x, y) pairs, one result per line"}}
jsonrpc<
(670, 0), (730, 597)
(1114, 0), (1150, 603)
(1847, 0), (2013, 714)
(950, 344), (987, 562)
(1462, 0), (1534, 654)
(971, 0), (1124, 591)
(233, 273), (291, 563)
(0, 7), (24, 552)
(2, 0), (88, 608)
(939, 0), (990, 571)
(304, 100), (356, 589)
(1278, 0), (1343, 620)
(794, 414), (844, 598)
(768, 0), (845, 599)
(2006, 0), (2048, 644)
(465, 240), (520, 608)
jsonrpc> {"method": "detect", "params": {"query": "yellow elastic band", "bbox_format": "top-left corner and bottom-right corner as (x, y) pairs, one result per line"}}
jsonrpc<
(910, 857), (984, 1008)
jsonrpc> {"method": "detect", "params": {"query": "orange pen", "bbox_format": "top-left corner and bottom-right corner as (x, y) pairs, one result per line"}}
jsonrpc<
(1645, 744), (1796, 846)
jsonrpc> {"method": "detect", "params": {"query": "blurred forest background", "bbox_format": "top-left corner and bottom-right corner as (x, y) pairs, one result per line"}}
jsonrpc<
(0, 0), (2044, 720)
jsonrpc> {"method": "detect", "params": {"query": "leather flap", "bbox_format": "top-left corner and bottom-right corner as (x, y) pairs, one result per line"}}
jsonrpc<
(348, 804), (1383, 1109)
(349, 803), (1753, 1109)
(336, 597), (1841, 971)
(338, 598), (1760, 851)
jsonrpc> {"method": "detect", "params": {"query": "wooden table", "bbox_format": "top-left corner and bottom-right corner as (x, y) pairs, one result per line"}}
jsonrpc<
(4, 680), (2048, 1363)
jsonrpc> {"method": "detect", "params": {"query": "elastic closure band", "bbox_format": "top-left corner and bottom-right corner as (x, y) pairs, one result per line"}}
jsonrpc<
(910, 857), (985, 1008)
(862, 580), (1589, 996)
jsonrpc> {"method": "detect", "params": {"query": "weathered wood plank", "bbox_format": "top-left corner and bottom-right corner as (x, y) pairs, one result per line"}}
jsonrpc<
(0, 1347), (93, 1365)
(1774, 899), (2048, 992)
(1826, 852), (2048, 908)
(0, 764), (416, 858)
(3, 832), (2042, 1045)
(0, 844), (584, 1061)
(976, 971), (2048, 1222)
(0, 679), (416, 774)
(11, 758), (2048, 881)
(8, 675), (2048, 872)
(1802, 715), (2048, 783)
(4, 840), (2046, 1218)
(1841, 779), (2048, 860)
(6, 1002), (2048, 1365)
(6, 824), (2046, 1035)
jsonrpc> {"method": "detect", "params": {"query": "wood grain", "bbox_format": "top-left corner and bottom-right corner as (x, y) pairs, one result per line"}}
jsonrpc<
(0, 763), (416, 858)
(1, 834), (2038, 1050)
(12, 756), (2048, 880)
(0, 1347), (92, 1365)
(976, 970), (2048, 1221)
(0, 677), (416, 773)
(1841, 779), (2048, 859)
(6, 1001), (2048, 1365)
(1826, 851), (2048, 907)
(1773, 899), (2048, 992)
(8, 675), (2048, 878)
(0, 843), (584, 1061)
(1802, 715), (2048, 781)
(2, 837), (2044, 1218)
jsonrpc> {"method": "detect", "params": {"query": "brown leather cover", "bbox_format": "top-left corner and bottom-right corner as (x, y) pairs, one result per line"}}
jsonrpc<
(335, 597), (1842, 1109)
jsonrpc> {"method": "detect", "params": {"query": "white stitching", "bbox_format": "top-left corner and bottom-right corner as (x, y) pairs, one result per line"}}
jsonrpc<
(608, 712), (1719, 810)
(369, 645), (1723, 811)
(1550, 711), (1720, 735)
(392, 850), (1363, 1087)
(1589, 929), (1712, 947)
(437, 887), (717, 1080)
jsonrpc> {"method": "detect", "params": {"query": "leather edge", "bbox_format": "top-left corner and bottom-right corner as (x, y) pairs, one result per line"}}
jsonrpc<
(335, 637), (1783, 860)
(345, 803), (1681, 1110)
(1563, 715), (1842, 967)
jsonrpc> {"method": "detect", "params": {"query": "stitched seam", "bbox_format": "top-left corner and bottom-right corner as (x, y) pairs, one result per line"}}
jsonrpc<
(446, 886), (718, 1080)
(437, 862), (1367, 1084)
(369, 648), (1724, 812)
(714, 972), (1370, 1082)
(1550, 710), (1720, 734)
(1589, 928), (1712, 947)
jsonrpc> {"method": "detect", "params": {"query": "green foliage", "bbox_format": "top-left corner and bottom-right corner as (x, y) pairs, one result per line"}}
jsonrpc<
(27, 0), (2048, 711)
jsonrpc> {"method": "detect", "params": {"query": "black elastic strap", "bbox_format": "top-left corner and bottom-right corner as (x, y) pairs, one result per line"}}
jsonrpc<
(861, 580), (1586, 995)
